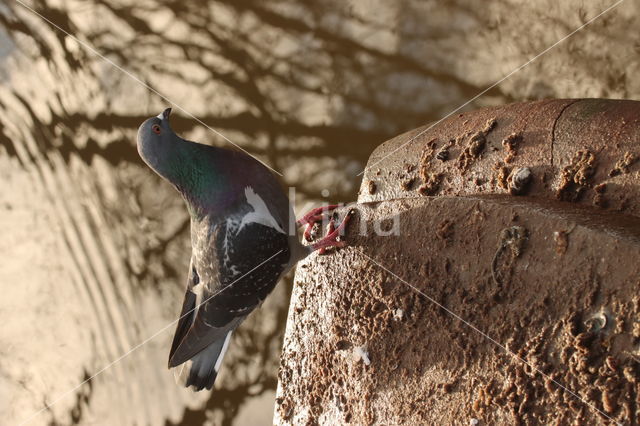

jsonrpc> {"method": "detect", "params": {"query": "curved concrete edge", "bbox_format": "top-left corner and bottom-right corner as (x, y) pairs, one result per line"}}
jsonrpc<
(359, 99), (640, 217)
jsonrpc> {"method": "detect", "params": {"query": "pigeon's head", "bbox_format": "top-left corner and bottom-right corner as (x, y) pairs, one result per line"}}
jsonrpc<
(137, 108), (177, 175)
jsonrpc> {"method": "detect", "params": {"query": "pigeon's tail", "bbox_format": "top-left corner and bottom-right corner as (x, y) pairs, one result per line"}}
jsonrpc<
(172, 331), (233, 391)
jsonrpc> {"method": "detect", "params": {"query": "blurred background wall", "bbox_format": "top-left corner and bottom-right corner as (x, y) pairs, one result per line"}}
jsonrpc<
(0, 0), (638, 424)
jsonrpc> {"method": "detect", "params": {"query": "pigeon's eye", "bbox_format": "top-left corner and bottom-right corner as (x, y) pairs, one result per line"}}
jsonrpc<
(152, 124), (161, 135)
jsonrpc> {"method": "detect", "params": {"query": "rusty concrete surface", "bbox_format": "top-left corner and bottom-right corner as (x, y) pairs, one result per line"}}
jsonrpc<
(275, 99), (640, 425)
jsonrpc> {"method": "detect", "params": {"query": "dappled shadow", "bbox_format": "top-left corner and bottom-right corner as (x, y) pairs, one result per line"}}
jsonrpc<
(0, 0), (637, 424)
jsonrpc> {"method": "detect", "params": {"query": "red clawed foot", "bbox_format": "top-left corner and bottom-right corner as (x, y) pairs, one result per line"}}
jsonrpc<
(311, 211), (352, 254)
(297, 204), (340, 242)
(317, 219), (336, 255)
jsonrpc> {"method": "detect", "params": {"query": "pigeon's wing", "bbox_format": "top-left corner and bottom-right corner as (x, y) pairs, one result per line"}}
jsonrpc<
(168, 220), (290, 368)
(168, 256), (239, 368)
(167, 259), (199, 365)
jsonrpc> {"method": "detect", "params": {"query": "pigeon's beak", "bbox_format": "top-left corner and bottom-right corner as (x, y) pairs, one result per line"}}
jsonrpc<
(157, 108), (172, 121)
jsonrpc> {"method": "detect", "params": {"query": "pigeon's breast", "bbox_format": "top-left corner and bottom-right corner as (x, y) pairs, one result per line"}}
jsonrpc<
(190, 213), (291, 327)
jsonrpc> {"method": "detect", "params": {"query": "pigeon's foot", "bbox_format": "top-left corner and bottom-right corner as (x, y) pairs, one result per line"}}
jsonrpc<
(297, 204), (340, 242)
(310, 210), (353, 254)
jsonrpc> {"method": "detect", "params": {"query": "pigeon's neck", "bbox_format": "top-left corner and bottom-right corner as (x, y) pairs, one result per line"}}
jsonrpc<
(155, 140), (227, 218)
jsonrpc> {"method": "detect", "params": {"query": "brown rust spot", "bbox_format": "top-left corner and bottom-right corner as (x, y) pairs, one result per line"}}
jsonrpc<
(502, 132), (523, 164)
(456, 118), (497, 173)
(417, 139), (439, 192)
(368, 180), (377, 195)
(278, 397), (294, 420)
(609, 151), (637, 177)
(457, 136), (486, 172)
(419, 139), (438, 173)
(493, 162), (510, 190)
(417, 173), (443, 196)
(401, 177), (416, 191)
(557, 150), (597, 202)
(482, 117), (498, 135)
(605, 356), (618, 372)
(602, 388), (618, 414)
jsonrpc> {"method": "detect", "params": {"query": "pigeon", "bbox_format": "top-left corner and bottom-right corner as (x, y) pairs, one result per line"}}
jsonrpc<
(137, 108), (350, 391)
